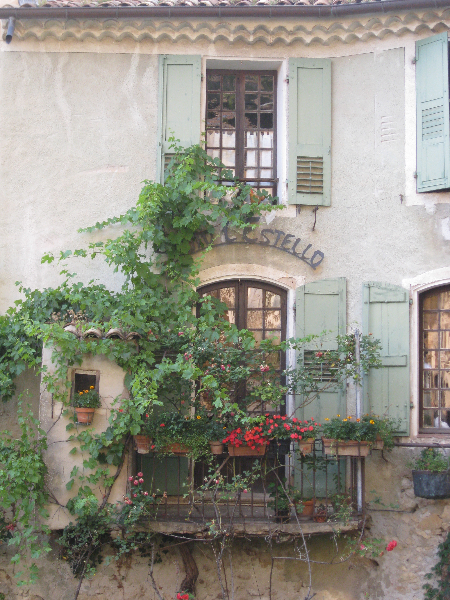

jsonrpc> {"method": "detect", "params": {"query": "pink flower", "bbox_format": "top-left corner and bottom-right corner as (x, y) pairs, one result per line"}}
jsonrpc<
(386, 540), (397, 552)
(143, 491), (149, 496)
(139, 478), (144, 483)
(360, 544), (366, 550)
(137, 472), (143, 477)
(221, 365), (226, 371)
(118, 409), (123, 413)
(243, 489), (248, 493)
(133, 494), (137, 498)
(160, 423), (165, 427)
(133, 480), (139, 486)
(178, 332), (184, 336)
(128, 476), (134, 481)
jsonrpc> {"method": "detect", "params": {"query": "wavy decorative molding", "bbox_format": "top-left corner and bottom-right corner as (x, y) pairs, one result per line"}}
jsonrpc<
(6, 8), (450, 43)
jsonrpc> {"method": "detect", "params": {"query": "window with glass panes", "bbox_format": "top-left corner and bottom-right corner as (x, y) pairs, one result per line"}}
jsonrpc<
(205, 71), (277, 198)
(198, 280), (286, 415)
(420, 285), (450, 431)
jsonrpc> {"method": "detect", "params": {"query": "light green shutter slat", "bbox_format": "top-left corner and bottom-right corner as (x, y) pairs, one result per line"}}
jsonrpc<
(363, 282), (410, 436)
(416, 33), (450, 192)
(295, 278), (346, 422)
(157, 55), (201, 183)
(288, 58), (331, 206)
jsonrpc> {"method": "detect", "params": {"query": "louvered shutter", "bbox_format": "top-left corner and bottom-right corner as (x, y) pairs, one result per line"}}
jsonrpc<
(157, 55), (201, 183)
(288, 58), (331, 206)
(363, 282), (410, 436)
(416, 33), (450, 192)
(295, 278), (346, 422)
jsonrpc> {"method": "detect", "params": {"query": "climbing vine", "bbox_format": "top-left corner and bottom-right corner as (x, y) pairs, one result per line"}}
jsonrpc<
(0, 142), (386, 599)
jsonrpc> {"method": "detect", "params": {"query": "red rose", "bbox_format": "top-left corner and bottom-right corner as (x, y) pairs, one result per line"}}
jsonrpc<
(386, 540), (397, 552)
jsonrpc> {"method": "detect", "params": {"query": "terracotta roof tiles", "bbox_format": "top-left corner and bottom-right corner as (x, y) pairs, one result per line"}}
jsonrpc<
(10, 0), (385, 8)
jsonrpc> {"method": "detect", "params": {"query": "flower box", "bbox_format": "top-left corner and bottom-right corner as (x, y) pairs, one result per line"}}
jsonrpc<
(322, 438), (370, 457)
(227, 444), (267, 457)
(75, 407), (95, 425)
(371, 435), (384, 451)
(162, 442), (190, 455)
(298, 438), (315, 454)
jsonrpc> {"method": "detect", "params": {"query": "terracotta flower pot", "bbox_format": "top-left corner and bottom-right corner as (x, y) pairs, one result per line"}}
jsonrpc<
(209, 441), (224, 455)
(134, 434), (152, 454)
(295, 499), (315, 519)
(322, 437), (370, 457)
(298, 438), (315, 454)
(313, 509), (327, 523)
(75, 407), (95, 425)
(227, 444), (267, 457)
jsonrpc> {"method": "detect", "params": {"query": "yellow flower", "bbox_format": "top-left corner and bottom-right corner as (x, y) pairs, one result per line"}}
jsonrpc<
(196, 416), (201, 420)
(370, 420), (375, 425)
(337, 414), (340, 417)
(78, 392), (83, 395)
(343, 418), (348, 422)
(348, 416), (352, 419)
(356, 418), (360, 422)
(90, 385), (94, 389)
(325, 418), (329, 421)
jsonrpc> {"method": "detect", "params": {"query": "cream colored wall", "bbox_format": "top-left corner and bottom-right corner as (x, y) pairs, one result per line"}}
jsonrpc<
(40, 346), (131, 529)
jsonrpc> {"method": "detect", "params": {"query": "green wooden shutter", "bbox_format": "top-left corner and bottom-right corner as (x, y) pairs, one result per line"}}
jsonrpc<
(288, 58), (331, 206)
(157, 55), (201, 183)
(295, 278), (346, 422)
(416, 33), (450, 192)
(362, 282), (410, 436)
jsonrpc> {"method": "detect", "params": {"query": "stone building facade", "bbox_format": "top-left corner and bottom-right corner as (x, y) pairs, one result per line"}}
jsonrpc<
(1, 0), (450, 598)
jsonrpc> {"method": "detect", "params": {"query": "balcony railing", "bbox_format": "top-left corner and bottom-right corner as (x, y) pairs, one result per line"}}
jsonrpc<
(136, 440), (365, 534)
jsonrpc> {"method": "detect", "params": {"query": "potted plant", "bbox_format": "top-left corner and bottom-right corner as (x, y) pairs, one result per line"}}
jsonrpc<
(206, 419), (227, 455)
(313, 502), (328, 523)
(149, 412), (211, 459)
(222, 415), (269, 457)
(360, 414), (399, 451)
(261, 414), (320, 456)
(411, 448), (450, 499)
(321, 415), (377, 457)
(73, 386), (101, 424)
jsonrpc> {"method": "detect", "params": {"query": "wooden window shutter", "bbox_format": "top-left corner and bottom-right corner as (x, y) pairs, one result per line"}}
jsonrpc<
(416, 33), (450, 192)
(295, 278), (346, 422)
(288, 58), (331, 206)
(362, 282), (410, 436)
(157, 55), (201, 183)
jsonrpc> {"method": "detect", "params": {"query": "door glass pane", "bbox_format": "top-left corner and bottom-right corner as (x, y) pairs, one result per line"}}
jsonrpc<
(247, 310), (263, 328)
(424, 350), (438, 369)
(223, 75), (236, 91)
(223, 132), (236, 148)
(423, 370), (439, 388)
(248, 288), (263, 308)
(423, 390), (438, 407)
(441, 290), (450, 308)
(424, 331), (439, 349)
(219, 287), (235, 308)
(265, 310), (281, 329)
(245, 75), (258, 91)
(441, 312), (450, 329)
(423, 312), (438, 330)
(441, 331), (450, 348)
(265, 291), (281, 308)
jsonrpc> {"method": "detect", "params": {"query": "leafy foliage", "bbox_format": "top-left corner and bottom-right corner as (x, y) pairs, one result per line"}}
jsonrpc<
(412, 448), (449, 473)
(424, 531), (450, 600)
(0, 401), (49, 584)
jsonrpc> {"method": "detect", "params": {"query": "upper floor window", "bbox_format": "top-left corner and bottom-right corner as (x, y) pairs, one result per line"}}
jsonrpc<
(420, 285), (450, 431)
(205, 71), (277, 198)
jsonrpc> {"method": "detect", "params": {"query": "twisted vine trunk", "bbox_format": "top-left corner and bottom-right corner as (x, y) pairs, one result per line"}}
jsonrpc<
(179, 542), (199, 594)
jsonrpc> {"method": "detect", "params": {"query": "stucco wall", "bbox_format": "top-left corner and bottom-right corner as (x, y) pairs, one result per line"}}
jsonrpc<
(1, 10), (450, 600)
